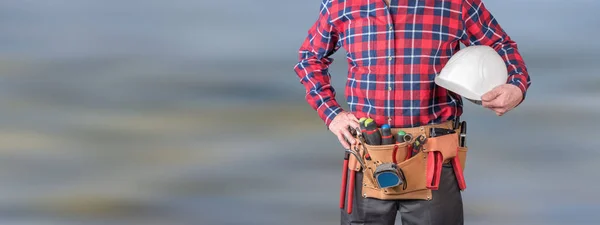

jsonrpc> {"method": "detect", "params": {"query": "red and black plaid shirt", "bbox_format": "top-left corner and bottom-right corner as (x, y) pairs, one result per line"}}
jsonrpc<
(294, 0), (531, 128)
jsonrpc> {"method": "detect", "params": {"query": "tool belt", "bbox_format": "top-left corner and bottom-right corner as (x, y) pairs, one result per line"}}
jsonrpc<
(348, 120), (468, 201)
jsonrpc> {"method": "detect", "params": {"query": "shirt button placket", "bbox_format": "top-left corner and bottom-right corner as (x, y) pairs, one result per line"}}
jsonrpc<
(387, 20), (395, 127)
(387, 55), (393, 125)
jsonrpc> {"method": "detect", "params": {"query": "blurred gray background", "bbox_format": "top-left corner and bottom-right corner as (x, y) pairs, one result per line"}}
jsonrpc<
(0, 0), (599, 224)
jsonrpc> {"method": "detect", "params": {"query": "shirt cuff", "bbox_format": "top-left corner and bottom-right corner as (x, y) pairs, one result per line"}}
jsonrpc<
(317, 100), (343, 128)
(507, 78), (527, 104)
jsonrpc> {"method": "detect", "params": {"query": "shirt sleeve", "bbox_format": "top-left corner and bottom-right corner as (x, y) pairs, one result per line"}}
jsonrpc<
(460, 0), (531, 101)
(294, 0), (343, 127)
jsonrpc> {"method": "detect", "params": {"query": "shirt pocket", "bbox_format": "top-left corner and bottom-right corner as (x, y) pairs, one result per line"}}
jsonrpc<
(340, 10), (390, 75)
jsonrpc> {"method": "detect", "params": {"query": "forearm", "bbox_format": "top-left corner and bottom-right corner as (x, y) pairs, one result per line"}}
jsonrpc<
(494, 39), (530, 97)
(294, 57), (342, 126)
(294, 0), (343, 126)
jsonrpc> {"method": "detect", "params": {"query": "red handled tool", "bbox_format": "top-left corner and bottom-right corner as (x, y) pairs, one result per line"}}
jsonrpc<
(347, 169), (356, 214)
(339, 152), (350, 209)
(407, 134), (425, 160)
(341, 126), (358, 210)
(426, 151), (443, 190)
(343, 126), (368, 215)
(344, 147), (366, 214)
(405, 145), (413, 161)
(426, 128), (459, 190)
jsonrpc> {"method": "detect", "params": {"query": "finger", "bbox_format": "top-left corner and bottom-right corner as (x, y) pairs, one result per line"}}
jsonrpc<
(336, 132), (351, 149)
(481, 88), (502, 102)
(345, 112), (359, 122)
(348, 121), (361, 132)
(341, 129), (356, 145)
(482, 99), (504, 109)
(488, 107), (507, 115)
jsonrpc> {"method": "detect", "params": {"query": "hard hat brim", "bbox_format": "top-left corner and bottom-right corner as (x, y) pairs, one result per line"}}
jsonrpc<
(434, 76), (482, 101)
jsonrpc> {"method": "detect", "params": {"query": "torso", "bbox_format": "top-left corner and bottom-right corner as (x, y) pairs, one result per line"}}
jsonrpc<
(329, 0), (465, 127)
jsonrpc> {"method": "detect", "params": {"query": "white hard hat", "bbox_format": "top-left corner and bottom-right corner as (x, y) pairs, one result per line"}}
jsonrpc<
(434, 45), (508, 102)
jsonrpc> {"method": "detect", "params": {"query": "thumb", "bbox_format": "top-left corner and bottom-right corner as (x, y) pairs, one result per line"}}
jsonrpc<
(481, 87), (502, 102)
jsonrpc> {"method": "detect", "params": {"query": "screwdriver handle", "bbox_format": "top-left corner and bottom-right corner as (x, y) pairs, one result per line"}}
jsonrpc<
(364, 119), (382, 145)
(381, 124), (394, 145)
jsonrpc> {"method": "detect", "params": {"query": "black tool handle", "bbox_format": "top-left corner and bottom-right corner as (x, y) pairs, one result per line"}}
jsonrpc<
(364, 121), (382, 145)
(381, 124), (394, 145)
(459, 121), (467, 147)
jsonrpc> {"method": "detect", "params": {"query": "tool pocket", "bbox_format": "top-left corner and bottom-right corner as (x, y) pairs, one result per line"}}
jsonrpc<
(386, 151), (428, 194)
(358, 143), (432, 200)
(422, 132), (470, 191)
(348, 140), (408, 171)
(423, 133), (459, 162)
(457, 146), (468, 172)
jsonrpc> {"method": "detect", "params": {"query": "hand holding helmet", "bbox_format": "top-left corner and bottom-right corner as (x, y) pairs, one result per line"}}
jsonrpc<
(481, 84), (523, 116)
(434, 45), (522, 116)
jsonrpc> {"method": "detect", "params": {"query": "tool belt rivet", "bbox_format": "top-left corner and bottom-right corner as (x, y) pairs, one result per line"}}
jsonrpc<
(363, 194), (367, 198)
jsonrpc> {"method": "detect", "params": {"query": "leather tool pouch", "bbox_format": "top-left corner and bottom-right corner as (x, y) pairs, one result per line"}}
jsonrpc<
(423, 132), (467, 191)
(347, 122), (468, 201)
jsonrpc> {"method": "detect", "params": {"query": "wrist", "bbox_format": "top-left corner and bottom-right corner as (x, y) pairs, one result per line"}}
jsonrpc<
(322, 105), (343, 129)
(507, 79), (526, 99)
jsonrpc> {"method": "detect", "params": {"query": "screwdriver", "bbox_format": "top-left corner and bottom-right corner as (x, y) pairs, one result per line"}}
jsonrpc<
(359, 117), (368, 125)
(390, 130), (407, 164)
(395, 130), (408, 144)
(358, 117), (368, 138)
(363, 118), (382, 145)
(381, 124), (394, 145)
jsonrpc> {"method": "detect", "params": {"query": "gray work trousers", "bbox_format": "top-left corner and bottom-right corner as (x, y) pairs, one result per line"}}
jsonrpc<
(341, 164), (463, 225)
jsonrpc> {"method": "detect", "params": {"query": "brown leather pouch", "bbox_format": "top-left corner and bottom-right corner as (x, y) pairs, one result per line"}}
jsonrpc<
(423, 133), (459, 163)
(348, 122), (448, 200)
(423, 131), (469, 191)
(346, 121), (468, 200)
(360, 144), (431, 200)
(423, 133), (458, 190)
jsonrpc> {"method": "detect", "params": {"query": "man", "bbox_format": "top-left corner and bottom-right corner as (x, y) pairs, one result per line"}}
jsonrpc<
(294, 0), (531, 224)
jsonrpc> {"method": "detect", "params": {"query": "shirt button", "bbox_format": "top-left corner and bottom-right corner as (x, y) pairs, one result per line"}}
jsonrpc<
(389, 26), (393, 31)
(388, 56), (393, 61)
(388, 86), (392, 91)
